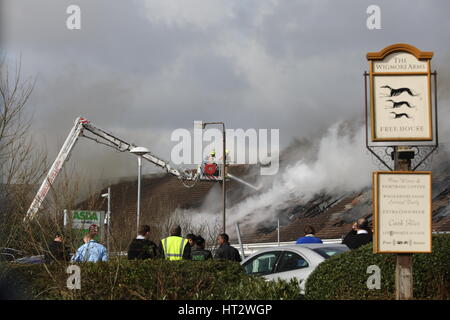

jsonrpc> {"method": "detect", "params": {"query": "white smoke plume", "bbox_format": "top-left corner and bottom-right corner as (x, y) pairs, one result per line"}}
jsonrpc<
(184, 122), (379, 233)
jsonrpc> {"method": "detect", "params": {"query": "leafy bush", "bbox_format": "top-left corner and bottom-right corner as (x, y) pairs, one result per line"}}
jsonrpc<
(305, 235), (450, 300)
(0, 259), (303, 300)
(223, 277), (303, 300)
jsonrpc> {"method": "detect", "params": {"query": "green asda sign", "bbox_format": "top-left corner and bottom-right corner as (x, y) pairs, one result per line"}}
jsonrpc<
(73, 211), (99, 220)
(70, 210), (105, 243)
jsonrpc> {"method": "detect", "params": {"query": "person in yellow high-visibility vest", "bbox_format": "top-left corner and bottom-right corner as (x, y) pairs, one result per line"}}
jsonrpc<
(159, 225), (191, 260)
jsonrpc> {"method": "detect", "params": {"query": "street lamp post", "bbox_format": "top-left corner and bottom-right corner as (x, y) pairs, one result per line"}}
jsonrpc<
(101, 187), (111, 253)
(201, 121), (226, 233)
(130, 146), (150, 235)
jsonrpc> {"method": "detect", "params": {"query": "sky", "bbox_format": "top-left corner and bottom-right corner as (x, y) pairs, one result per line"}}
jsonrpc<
(1, 0), (450, 182)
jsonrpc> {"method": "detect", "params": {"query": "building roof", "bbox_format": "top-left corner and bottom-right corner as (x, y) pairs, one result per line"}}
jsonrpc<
(237, 181), (450, 243)
(79, 163), (450, 245)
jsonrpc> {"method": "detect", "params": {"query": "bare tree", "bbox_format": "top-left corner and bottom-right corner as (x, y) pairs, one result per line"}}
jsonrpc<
(0, 58), (47, 250)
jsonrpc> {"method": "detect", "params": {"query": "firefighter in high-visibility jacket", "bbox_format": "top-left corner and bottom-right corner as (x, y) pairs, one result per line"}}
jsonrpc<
(159, 225), (191, 260)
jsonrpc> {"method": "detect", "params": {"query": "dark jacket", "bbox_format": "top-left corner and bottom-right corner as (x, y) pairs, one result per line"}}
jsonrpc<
(190, 248), (212, 261)
(127, 239), (159, 260)
(158, 238), (191, 260)
(45, 241), (71, 263)
(214, 243), (241, 262)
(342, 230), (373, 250)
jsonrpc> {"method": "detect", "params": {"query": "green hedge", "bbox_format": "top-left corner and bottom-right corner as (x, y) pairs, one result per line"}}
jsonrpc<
(0, 259), (303, 300)
(305, 235), (450, 300)
(3, 236), (447, 300)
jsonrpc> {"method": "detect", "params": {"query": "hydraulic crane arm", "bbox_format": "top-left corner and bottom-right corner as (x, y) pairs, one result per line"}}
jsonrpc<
(24, 117), (190, 222)
(25, 116), (259, 222)
(24, 117), (86, 221)
(81, 120), (184, 177)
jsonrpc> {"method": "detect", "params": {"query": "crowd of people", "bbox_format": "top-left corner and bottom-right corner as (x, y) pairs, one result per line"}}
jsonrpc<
(45, 218), (372, 263)
(45, 224), (242, 263)
(127, 224), (242, 262)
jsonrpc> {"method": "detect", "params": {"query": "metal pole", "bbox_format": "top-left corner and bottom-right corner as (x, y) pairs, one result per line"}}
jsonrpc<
(434, 71), (439, 147)
(277, 218), (280, 247)
(394, 146), (413, 300)
(235, 222), (245, 259)
(203, 121), (226, 233)
(63, 209), (68, 228)
(107, 187), (111, 253)
(137, 155), (142, 235)
(222, 123), (226, 234)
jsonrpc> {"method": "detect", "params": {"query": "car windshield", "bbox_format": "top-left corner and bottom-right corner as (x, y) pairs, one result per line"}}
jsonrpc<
(312, 246), (348, 259)
(243, 251), (281, 275)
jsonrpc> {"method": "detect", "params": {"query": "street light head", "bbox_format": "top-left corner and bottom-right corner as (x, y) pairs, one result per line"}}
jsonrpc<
(130, 146), (150, 156)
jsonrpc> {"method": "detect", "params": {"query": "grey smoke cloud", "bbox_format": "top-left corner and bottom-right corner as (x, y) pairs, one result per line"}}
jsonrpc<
(186, 123), (379, 231)
(1, 0), (450, 182)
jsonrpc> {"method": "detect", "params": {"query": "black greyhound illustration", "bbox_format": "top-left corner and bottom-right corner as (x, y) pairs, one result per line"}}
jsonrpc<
(390, 112), (412, 119)
(381, 85), (417, 97)
(386, 99), (414, 108)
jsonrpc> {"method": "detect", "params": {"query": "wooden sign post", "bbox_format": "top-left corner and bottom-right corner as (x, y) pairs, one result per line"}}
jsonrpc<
(394, 148), (413, 300)
(367, 44), (435, 300)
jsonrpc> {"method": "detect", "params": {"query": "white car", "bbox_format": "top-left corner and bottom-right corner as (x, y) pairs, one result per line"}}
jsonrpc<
(240, 244), (349, 294)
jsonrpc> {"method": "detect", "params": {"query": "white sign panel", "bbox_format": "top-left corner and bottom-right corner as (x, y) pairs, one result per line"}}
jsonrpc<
(372, 52), (427, 73)
(373, 172), (432, 253)
(71, 210), (104, 230)
(367, 44), (434, 143)
(373, 75), (431, 140)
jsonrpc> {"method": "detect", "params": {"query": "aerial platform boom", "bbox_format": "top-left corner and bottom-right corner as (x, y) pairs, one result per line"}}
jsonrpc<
(25, 117), (259, 222)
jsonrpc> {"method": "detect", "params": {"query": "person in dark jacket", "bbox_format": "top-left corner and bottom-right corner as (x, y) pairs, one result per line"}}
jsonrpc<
(45, 232), (71, 263)
(190, 236), (212, 261)
(342, 218), (373, 250)
(186, 233), (196, 250)
(128, 225), (159, 260)
(214, 233), (241, 262)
